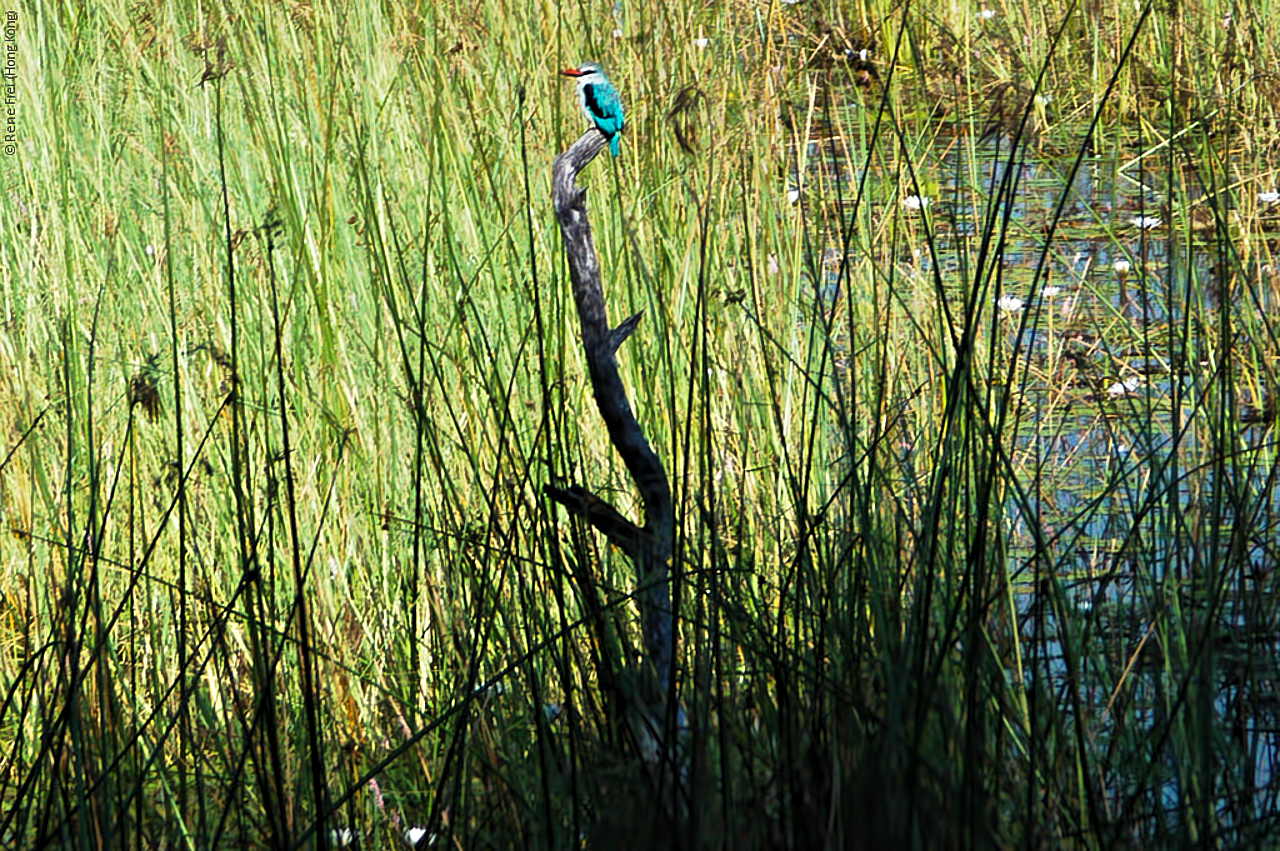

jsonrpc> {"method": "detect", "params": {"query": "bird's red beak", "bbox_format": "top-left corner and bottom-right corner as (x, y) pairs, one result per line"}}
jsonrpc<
(561, 67), (583, 77)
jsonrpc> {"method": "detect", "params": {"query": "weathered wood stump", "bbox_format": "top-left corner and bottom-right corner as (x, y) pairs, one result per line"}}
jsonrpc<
(547, 129), (677, 758)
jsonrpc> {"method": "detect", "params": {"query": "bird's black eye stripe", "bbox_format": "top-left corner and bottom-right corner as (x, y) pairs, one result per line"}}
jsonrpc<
(583, 84), (607, 122)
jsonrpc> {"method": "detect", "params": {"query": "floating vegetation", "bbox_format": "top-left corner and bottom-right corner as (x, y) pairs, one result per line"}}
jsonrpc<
(2, 0), (1279, 848)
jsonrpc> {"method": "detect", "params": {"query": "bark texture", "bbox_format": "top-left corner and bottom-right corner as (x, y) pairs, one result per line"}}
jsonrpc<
(548, 130), (674, 702)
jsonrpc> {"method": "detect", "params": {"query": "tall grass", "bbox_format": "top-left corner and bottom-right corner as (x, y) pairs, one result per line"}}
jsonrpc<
(2, 0), (1278, 847)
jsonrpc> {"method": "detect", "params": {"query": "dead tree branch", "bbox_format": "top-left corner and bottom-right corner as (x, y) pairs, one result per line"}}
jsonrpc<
(548, 130), (674, 703)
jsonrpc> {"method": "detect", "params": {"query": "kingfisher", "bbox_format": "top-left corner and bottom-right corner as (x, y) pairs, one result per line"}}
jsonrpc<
(561, 63), (625, 156)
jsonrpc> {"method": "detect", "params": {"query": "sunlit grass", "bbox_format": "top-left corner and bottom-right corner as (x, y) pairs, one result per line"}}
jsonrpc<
(2, 0), (1279, 846)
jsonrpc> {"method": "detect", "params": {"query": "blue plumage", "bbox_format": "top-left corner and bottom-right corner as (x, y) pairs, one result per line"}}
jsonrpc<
(562, 63), (625, 156)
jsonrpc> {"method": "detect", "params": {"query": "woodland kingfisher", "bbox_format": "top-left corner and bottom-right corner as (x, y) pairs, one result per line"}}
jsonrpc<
(561, 63), (625, 156)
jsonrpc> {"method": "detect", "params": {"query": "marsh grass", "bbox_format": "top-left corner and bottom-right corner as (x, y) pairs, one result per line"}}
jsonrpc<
(2, 0), (1280, 847)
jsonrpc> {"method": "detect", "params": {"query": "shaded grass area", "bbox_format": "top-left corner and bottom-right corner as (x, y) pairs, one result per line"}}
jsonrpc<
(2, 0), (1279, 847)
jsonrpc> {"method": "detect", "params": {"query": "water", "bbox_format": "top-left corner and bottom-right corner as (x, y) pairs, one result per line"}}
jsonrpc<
(793, 115), (1280, 835)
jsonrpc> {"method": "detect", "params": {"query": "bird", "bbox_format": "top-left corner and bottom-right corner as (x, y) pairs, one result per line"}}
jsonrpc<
(561, 63), (625, 156)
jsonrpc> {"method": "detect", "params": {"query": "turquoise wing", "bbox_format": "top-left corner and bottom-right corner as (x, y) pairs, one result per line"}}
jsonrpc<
(583, 81), (625, 152)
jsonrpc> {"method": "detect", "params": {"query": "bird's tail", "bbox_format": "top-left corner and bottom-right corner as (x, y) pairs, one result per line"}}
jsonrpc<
(609, 134), (621, 157)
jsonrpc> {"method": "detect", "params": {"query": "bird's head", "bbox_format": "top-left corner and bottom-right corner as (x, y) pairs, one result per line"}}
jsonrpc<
(561, 62), (605, 80)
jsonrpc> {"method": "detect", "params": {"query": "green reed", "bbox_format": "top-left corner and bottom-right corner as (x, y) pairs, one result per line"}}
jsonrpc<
(1, 0), (1277, 847)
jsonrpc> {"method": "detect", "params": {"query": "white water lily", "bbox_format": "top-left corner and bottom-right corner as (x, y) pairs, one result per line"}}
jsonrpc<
(997, 294), (1024, 312)
(1106, 376), (1143, 399)
(331, 828), (358, 848)
(902, 194), (931, 211)
(1129, 215), (1161, 230)
(1113, 259), (1131, 275)
(1259, 191), (1280, 205)
(403, 826), (435, 847)
(693, 37), (709, 49)
(1041, 285), (1062, 298)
